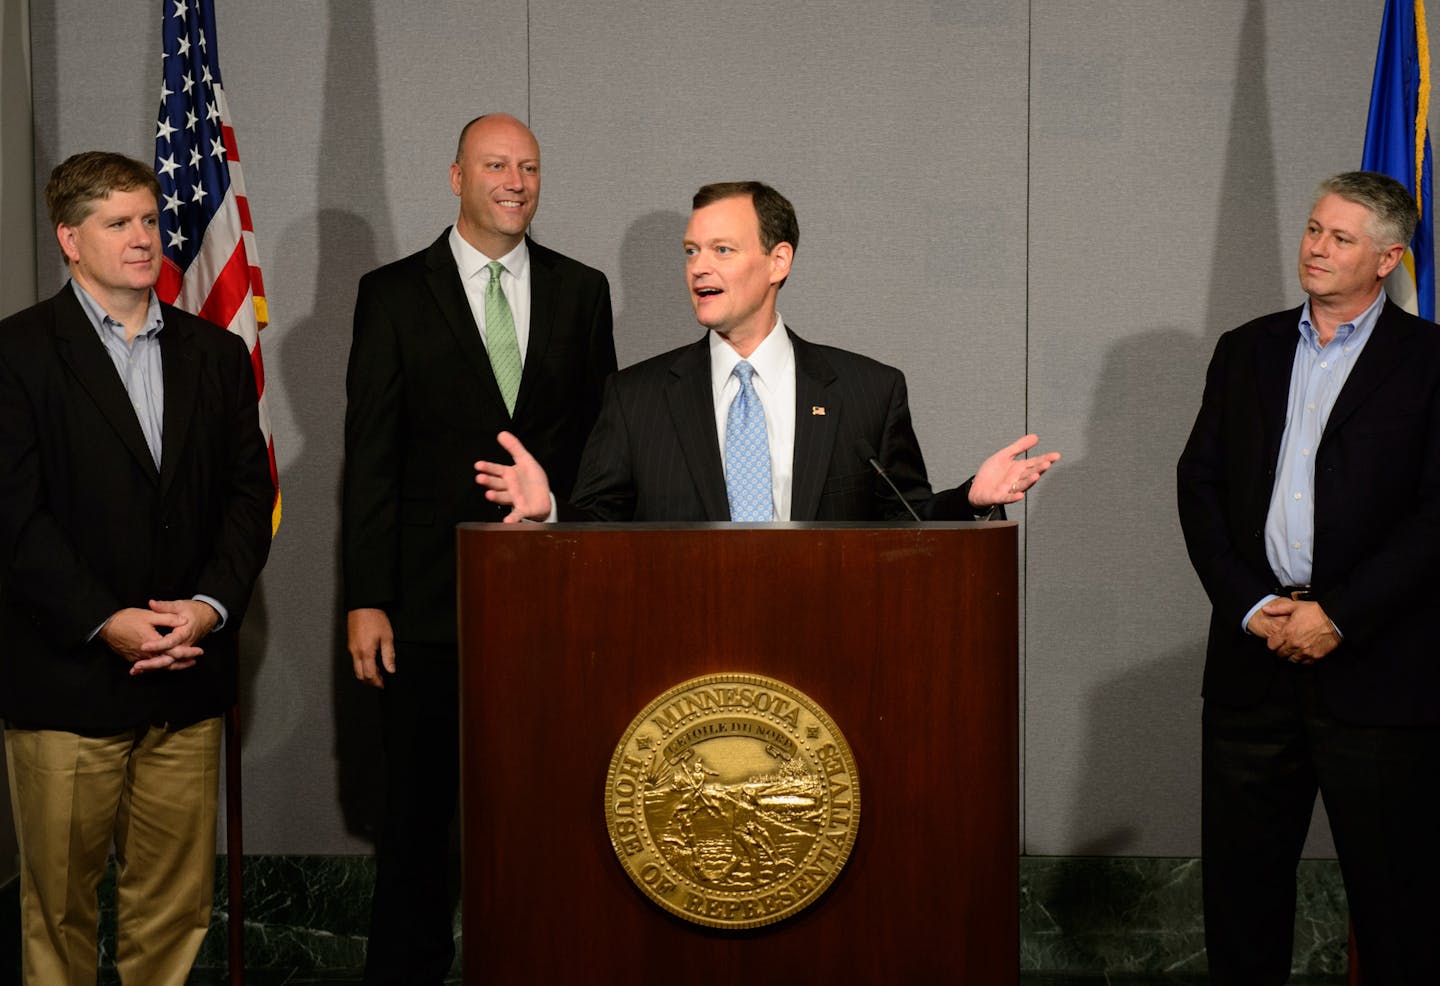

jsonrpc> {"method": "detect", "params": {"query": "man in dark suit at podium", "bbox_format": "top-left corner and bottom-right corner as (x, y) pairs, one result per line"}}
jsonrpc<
(1178, 171), (1440, 984)
(474, 181), (1057, 521)
(342, 113), (615, 983)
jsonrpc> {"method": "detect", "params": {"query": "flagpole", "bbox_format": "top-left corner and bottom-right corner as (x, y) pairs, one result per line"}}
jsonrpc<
(226, 701), (244, 984)
(154, 2), (276, 976)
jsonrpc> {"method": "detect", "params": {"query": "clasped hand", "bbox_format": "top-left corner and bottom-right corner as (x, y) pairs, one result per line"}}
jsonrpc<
(100, 599), (218, 675)
(1247, 598), (1340, 665)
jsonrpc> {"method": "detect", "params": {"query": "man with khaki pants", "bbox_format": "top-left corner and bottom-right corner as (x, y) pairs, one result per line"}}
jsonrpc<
(0, 152), (273, 984)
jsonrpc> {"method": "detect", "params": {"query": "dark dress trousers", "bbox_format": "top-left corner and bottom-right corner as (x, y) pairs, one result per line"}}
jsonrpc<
(0, 284), (273, 733)
(564, 328), (984, 522)
(342, 230), (614, 984)
(1177, 300), (1440, 984)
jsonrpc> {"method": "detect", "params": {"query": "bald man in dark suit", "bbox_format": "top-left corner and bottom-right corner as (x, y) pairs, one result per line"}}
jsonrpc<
(343, 113), (615, 983)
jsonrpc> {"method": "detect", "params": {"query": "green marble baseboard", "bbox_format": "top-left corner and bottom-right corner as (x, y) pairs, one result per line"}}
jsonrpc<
(1019, 857), (1349, 976)
(0, 855), (1350, 977)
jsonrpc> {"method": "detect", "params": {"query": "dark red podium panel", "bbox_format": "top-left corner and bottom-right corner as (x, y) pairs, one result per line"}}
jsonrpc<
(457, 523), (1018, 984)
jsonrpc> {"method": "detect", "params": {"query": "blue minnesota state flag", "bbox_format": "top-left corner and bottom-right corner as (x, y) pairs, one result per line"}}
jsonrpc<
(1363, 0), (1434, 319)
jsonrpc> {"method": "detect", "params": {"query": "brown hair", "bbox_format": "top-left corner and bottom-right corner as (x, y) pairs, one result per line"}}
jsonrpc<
(45, 152), (161, 230)
(692, 181), (799, 255)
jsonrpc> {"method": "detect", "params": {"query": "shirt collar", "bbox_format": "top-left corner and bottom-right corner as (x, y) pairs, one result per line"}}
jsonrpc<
(1297, 289), (1386, 349)
(70, 280), (163, 342)
(710, 313), (792, 391)
(448, 227), (529, 282)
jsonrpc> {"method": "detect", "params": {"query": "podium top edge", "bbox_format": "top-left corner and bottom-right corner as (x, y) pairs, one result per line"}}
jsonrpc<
(456, 520), (1018, 532)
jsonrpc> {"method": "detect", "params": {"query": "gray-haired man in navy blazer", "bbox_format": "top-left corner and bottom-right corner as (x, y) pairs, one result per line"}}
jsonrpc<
(1178, 171), (1440, 984)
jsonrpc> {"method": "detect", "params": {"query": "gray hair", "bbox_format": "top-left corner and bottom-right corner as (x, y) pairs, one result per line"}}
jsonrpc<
(1316, 171), (1419, 249)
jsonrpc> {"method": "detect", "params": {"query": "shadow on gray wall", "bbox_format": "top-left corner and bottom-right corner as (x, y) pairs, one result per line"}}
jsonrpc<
(1028, 0), (1293, 959)
(614, 210), (694, 365)
(1029, 323), (1214, 845)
(270, 206), (388, 843)
(313, 0), (397, 844)
(1205, 0), (1285, 334)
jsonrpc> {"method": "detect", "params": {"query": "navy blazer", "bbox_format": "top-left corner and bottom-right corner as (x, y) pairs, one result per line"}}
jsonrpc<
(564, 328), (981, 522)
(0, 285), (273, 731)
(1177, 299), (1440, 725)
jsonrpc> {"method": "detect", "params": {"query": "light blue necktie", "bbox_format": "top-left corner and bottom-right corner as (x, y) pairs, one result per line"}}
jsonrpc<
(725, 360), (774, 522)
(484, 260), (522, 414)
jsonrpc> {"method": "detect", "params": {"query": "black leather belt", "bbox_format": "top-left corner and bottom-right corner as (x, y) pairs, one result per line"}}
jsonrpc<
(1276, 585), (1313, 601)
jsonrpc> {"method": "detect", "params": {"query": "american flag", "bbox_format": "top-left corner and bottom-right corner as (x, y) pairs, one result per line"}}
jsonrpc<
(154, 0), (280, 533)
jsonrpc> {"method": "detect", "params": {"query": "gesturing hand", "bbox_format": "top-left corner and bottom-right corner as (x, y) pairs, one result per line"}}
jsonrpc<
(968, 434), (1061, 508)
(474, 431), (554, 522)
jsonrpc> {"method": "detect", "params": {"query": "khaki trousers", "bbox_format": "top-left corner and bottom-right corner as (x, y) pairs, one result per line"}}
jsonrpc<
(4, 718), (222, 986)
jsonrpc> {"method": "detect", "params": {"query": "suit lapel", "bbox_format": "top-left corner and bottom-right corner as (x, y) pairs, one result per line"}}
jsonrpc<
(664, 338), (730, 520)
(51, 287), (160, 483)
(158, 309), (198, 499)
(423, 231), (509, 417)
(516, 238), (555, 421)
(1322, 300), (1413, 443)
(1255, 311), (1300, 467)
(789, 330), (838, 521)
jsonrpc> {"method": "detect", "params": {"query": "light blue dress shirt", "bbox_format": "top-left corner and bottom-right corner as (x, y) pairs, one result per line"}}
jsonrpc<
(1242, 290), (1386, 632)
(72, 281), (228, 631)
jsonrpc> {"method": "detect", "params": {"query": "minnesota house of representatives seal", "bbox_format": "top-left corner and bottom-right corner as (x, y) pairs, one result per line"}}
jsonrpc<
(605, 672), (861, 929)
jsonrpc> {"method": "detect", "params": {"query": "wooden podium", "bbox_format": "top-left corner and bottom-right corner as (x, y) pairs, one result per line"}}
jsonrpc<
(457, 522), (1018, 984)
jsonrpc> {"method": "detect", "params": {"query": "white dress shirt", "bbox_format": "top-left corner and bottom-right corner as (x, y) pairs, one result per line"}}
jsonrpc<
(710, 316), (796, 521)
(448, 228), (532, 362)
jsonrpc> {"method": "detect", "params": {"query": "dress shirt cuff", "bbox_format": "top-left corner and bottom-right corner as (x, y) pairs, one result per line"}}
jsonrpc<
(1242, 595), (1278, 634)
(193, 595), (228, 631)
(520, 493), (559, 524)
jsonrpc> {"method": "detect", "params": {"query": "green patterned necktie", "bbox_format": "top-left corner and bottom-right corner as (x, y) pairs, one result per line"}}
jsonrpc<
(484, 260), (521, 414)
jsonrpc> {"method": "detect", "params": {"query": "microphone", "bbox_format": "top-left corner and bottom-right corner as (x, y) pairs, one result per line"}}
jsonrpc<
(860, 441), (922, 523)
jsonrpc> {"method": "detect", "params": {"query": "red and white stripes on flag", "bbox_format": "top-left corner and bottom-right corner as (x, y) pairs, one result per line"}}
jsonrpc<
(154, 0), (279, 533)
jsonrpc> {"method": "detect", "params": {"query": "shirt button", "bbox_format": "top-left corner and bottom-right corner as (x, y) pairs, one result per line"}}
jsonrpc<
(1292, 541), (1301, 549)
(1307, 403), (1316, 410)
(1294, 492), (1303, 500)
(1302, 448), (1310, 456)
(1319, 361), (1328, 368)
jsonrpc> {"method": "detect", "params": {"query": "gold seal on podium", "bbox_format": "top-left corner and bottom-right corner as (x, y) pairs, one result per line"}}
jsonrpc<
(605, 672), (861, 929)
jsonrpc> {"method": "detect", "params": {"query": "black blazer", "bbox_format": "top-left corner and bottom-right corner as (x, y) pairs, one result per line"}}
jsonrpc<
(564, 328), (981, 522)
(0, 285), (273, 731)
(343, 231), (615, 642)
(1177, 300), (1440, 725)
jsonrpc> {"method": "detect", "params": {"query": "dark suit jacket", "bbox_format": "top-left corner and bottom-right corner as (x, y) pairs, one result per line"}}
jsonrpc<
(1177, 300), (1440, 725)
(343, 231), (615, 643)
(0, 284), (274, 732)
(563, 328), (981, 522)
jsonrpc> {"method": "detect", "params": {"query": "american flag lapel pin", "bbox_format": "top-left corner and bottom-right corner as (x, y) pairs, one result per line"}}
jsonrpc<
(811, 406), (826, 416)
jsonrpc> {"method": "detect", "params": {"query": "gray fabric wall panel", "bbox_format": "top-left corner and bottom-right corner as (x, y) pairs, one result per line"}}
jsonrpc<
(228, 1), (529, 855)
(0, 0), (33, 888)
(528, 0), (1032, 492)
(1023, 0), (1383, 856)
